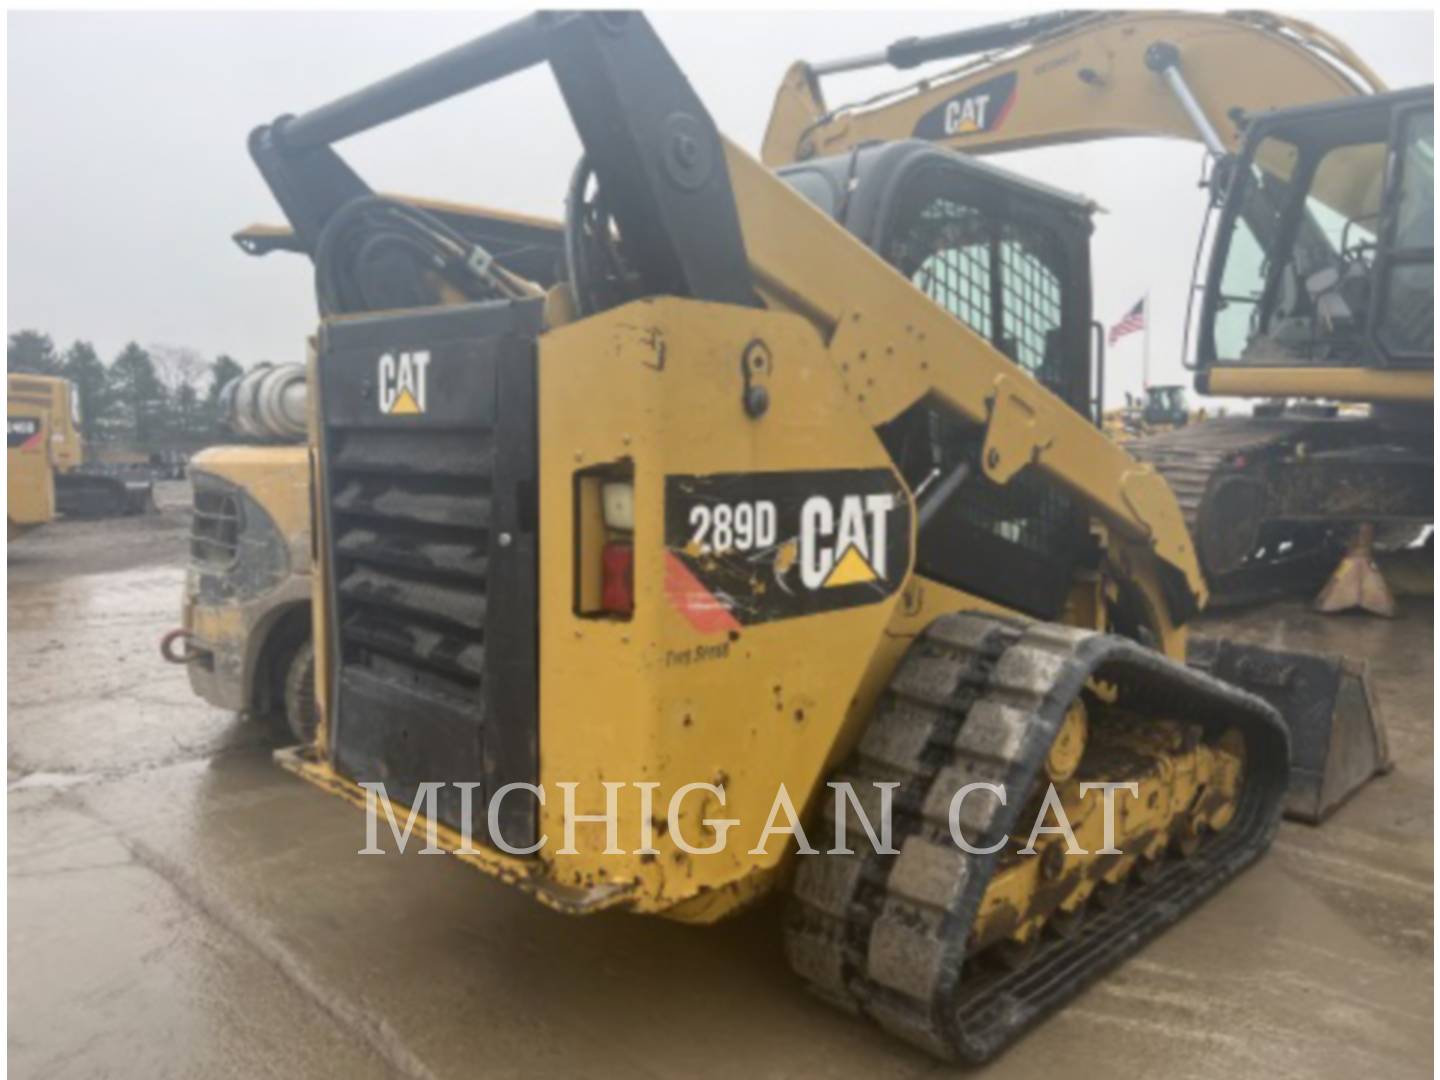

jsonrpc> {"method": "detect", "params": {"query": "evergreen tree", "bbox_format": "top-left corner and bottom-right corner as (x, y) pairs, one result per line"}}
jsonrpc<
(7, 330), (61, 374)
(60, 340), (112, 442)
(107, 342), (168, 448)
(205, 354), (246, 432)
(206, 355), (246, 406)
(174, 382), (203, 439)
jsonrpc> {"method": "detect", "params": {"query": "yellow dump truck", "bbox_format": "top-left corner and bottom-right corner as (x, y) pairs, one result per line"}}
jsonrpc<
(169, 200), (569, 741)
(171, 442), (314, 741)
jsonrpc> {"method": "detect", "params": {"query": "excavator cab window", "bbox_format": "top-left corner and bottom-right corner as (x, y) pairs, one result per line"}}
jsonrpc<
(1201, 88), (1434, 371)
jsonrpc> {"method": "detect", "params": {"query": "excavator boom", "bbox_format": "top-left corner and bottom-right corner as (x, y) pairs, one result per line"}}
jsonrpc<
(761, 10), (1409, 808)
(763, 10), (1383, 166)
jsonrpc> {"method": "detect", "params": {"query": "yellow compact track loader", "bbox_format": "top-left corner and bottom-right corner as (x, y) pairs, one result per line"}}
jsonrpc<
(1103, 385), (1197, 444)
(247, 13), (1385, 1061)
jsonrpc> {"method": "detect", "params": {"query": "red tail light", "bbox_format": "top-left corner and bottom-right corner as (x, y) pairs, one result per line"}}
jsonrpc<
(601, 541), (634, 615)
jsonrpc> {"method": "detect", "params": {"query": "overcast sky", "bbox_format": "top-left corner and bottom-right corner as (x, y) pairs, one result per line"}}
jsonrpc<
(7, 9), (1434, 405)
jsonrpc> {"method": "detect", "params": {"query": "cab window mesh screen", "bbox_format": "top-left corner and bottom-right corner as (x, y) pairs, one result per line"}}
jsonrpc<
(911, 200), (994, 340)
(887, 193), (1069, 399)
(877, 173), (1086, 618)
(999, 222), (1064, 383)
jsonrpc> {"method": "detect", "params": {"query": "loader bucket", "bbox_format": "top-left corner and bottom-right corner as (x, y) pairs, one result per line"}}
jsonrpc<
(1187, 635), (1390, 824)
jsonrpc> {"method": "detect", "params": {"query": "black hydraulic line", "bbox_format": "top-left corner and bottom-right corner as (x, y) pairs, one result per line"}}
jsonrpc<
(917, 462), (971, 529)
(889, 11), (1085, 69)
(811, 11), (1086, 76)
(254, 11), (757, 311)
(276, 13), (549, 151)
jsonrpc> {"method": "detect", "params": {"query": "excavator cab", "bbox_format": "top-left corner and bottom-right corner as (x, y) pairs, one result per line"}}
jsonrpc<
(1134, 88), (1432, 614)
(1199, 87), (1433, 382)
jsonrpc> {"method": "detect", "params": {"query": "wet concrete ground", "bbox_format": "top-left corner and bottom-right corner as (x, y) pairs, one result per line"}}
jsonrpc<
(8, 495), (1433, 1078)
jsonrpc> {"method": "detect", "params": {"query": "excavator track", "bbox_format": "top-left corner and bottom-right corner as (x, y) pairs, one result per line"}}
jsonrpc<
(55, 472), (155, 518)
(1128, 417), (1339, 606)
(785, 612), (1289, 1063)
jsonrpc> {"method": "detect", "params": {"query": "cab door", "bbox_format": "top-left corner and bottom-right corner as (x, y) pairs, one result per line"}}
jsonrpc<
(1369, 97), (1433, 368)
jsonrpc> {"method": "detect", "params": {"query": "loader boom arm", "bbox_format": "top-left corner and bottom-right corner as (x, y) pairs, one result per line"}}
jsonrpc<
(251, 10), (1207, 609)
(762, 10), (1384, 167)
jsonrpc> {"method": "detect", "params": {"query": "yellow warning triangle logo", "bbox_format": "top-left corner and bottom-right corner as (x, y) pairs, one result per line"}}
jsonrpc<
(388, 387), (422, 415)
(823, 544), (879, 588)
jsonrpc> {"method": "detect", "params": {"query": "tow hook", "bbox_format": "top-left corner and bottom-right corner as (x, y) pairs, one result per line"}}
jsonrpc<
(160, 628), (199, 664)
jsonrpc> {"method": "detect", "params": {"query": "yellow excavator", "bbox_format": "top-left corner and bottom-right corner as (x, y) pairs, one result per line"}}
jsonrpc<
(242, 12), (1388, 1062)
(5, 372), (155, 527)
(763, 10), (1433, 609)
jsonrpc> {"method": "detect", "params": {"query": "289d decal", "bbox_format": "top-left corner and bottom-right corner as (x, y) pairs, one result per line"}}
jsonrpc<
(665, 469), (912, 630)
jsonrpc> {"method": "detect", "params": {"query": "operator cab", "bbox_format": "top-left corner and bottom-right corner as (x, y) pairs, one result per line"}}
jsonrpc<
(1200, 86), (1433, 373)
(779, 140), (1096, 414)
(780, 141), (1101, 620)
(1142, 384), (1190, 428)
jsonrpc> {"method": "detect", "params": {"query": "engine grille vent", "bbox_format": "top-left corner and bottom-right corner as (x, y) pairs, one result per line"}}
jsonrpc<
(191, 484), (242, 566)
(328, 427), (492, 705)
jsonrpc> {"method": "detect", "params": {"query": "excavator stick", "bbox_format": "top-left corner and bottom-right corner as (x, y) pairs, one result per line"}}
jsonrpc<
(1188, 635), (1390, 823)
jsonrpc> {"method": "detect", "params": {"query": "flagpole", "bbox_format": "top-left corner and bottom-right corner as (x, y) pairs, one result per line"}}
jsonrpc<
(1141, 291), (1151, 391)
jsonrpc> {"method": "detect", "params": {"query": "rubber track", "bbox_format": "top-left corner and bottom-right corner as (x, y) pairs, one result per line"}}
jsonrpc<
(784, 612), (1289, 1063)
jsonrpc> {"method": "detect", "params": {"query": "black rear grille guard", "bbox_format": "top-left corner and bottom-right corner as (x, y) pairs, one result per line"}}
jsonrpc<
(317, 299), (541, 851)
(190, 485), (243, 567)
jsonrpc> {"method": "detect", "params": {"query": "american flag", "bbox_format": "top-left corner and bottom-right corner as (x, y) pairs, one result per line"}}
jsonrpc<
(1109, 297), (1146, 346)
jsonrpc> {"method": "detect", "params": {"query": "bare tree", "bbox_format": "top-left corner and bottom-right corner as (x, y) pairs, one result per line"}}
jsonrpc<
(148, 343), (209, 397)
